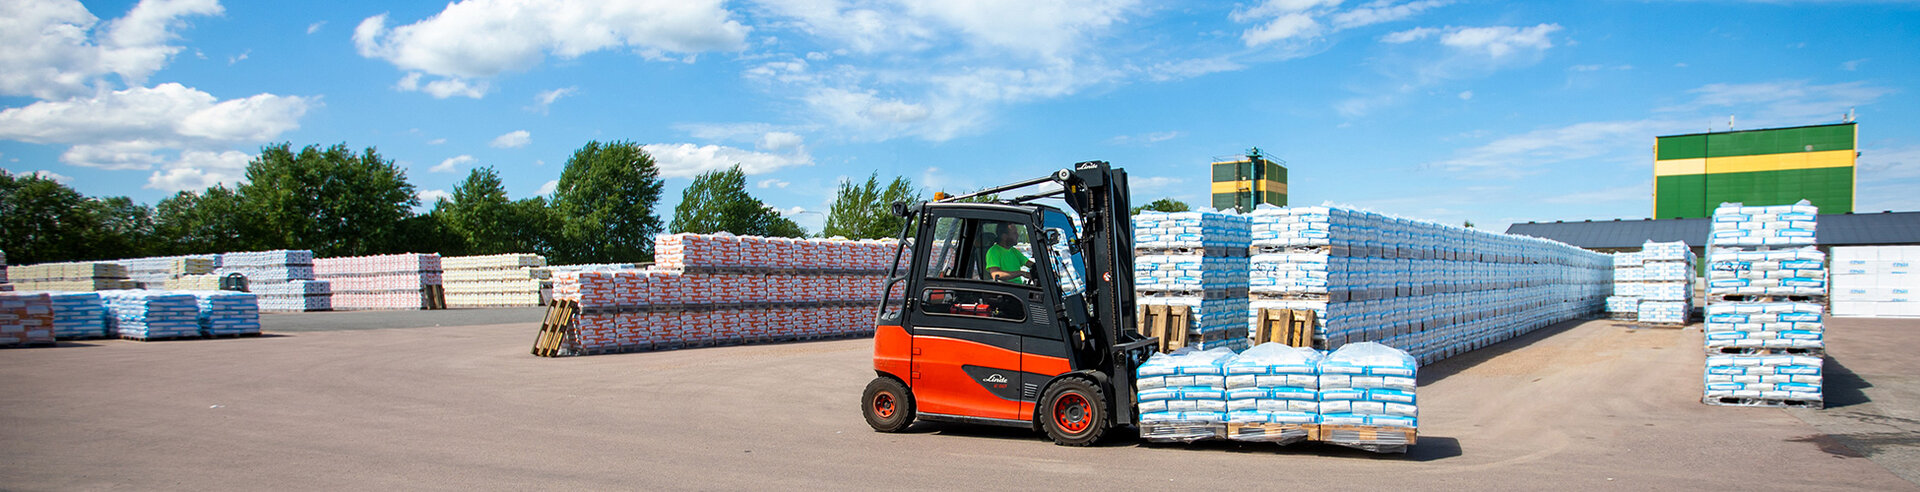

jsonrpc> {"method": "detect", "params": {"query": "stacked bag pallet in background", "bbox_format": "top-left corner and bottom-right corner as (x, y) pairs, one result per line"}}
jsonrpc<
(101, 290), (202, 340)
(442, 254), (547, 308)
(188, 291), (262, 336)
(6, 262), (133, 291)
(1237, 205), (1611, 365)
(1606, 252), (1644, 320)
(549, 234), (897, 354)
(1830, 246), (1919, 318)
(219, 250), (330, 312)
(0, 292), (56, 346)
(1704, 201), (1825, 408)
(1637, 241), (1696, 324)
(49, 292), (109, 339)
(316, 254), (443, 310)
(1135, 210), (1253, 351)
(1138, 342), (1417, 453)
(116, 255), (218, 288)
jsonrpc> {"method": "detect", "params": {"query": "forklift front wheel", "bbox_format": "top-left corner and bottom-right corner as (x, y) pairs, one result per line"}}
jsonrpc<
(862, 377), (915, 432)
(1039, 379), (1108, 446)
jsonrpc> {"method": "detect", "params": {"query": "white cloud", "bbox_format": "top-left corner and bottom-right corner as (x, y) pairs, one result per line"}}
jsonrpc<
(1858, 146), (1920, 181)
(1145, 57), (1245, 82)
(1841, 58), (1867, 71)
(427, 138), (446, 145)
(1539, 181), (1650, 205)
(642, 142), (812, 178)
(536, 179), (559, 195)
(1381, 26), (1438, 43)
(757, 178), (791, 189)
(0, 0), (223, 99)
(529, 86), (576, 113)
(395, 71), (488, 99)
(418, 189), (453, 203)
(489, 129), (531, 149)
(1235, 0), (1447, 47)
(1109, 131), (1183, 145)
(31, 170), (73, 183)
(756, 131), (804, 152)
(0, 83), (311, 169)
(1439, 24), (1560, 58)
(431, 155), (476, 173)
(1658, 80), (1891, 127)
(306, 21), (325, 34)
(1458, 90), (1472, 100)
(145, 149), (250, 192)
(354, 0), (750, 97)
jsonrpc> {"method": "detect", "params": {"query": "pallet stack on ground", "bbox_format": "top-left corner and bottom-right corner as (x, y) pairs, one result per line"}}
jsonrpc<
(48, 292), (108, 339)
(442, 254), (546, 308)
(101, 290), (202, 340)
(1139, 342), (1418, 453)
(163, 274), (221, 290)
(6, 262), (134, 291)
(1237, 205), (1611, 364)
(1606, 252), (1644, 320)
(315, 254), (443, 310)
(115, 255), (218, 288)
(218, 250), (330, 312)
(1637, 241), (1696, 325)
(1136, 210), (1252, 352)
(1704, 201), (1826, 408)
(1831, 246), (1919, 317)
(548, 234), (895, 354)
(0, 292), (56, 347)
(188, 291), (262, 336)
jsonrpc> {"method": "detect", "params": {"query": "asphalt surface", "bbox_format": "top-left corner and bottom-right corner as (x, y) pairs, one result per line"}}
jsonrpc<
(259, 307), (548, 331)
(1, 314), (1915, 490)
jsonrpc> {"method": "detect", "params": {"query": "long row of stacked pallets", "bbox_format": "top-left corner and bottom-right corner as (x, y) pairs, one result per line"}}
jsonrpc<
(535, 233), (900, 356)
(1703, 201), (1827, 409)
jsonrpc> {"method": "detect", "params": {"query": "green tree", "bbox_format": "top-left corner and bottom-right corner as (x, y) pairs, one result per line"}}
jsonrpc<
(0, 172), (154, 263)
(669, 165), (806, 238)
(82, 195), (155, 260)
(1132, 198), (1191, 214)
(154, 186), (251, 256)
(238, 143), (419, 257)
(551, 140), (665, 263)
(823, 172), (919, 239)
(441, 166), (517, 254)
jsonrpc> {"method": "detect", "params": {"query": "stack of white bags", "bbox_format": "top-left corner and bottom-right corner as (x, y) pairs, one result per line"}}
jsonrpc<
(1134, 210), (1253, 351)
(1139, 342), (1418, 440)
(315, 253), (443, 310)
(219, 250), (330, 312)
(1703, 201), (1825, 408)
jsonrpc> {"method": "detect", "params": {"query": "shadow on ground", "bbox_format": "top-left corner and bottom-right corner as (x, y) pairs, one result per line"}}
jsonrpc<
(1417, 317), (1593, 385)
(905, 422), (1462, 461)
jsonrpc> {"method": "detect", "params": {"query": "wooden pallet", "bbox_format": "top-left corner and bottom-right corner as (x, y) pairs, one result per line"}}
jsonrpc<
(1225, 423), (1313, 444)
(1702, 396), (1824, 409)
(1138, 421), (1225, 443)
(1315, 424), (1417, 453)
(1632, 321), (1688, 329)
(531, 300), (578, 357)
(1253, 308), (1318, 348)
(1136, 304), (1190, 353)
(1705, 346), (1825, 356)
(422, 285), (447, 310)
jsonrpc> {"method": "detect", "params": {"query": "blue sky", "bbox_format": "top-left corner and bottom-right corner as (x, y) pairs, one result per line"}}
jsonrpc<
(2, 0), (1917, 233)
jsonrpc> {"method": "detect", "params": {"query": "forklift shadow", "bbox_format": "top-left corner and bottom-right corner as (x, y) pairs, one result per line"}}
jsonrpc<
(1136, 435), (1462, 461)
(906, 422), (1052, 443)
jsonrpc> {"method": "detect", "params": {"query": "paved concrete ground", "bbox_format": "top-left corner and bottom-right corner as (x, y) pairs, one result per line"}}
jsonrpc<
(0, 315), (1915, 490)
(1788, 317), (1920, 484)
(259, 307), (547, 332)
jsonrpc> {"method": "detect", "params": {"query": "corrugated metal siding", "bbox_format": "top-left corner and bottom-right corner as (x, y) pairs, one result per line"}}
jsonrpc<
(1704, 124), (1855, 157)
(1655, 174), (1708, 219)
(1704, 167), (1854, 214)
(1657, 134), (1707, 160)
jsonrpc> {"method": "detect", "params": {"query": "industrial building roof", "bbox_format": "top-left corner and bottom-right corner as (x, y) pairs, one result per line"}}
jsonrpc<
(1504, 211), (1920, 249)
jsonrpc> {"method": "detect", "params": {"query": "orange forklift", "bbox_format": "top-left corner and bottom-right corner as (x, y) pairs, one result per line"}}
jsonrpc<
(862, 161), (1159, 446)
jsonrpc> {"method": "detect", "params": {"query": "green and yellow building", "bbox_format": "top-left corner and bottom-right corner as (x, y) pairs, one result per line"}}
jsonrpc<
(1653, 123), (1857, 219)
(1211, 155), (1287, 212)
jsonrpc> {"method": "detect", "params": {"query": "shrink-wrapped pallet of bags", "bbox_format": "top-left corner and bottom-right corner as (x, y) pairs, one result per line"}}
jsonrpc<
(1136, 347), (1235, 441)
(1223, 343), (1322, 436)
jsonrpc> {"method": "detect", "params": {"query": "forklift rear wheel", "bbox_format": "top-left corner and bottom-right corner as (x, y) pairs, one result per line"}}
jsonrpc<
(1039, 379), (1107, 446)
(862, 377), (914, 432)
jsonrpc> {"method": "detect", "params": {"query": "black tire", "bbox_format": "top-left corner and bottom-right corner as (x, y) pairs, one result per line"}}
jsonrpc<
(1039, 378), (1108, 446)
(862, 377), (914, 432)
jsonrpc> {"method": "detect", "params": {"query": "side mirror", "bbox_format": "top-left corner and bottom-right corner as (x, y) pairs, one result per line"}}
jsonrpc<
(1046, 228), (1066, 247)
(891, 201), (914, 217)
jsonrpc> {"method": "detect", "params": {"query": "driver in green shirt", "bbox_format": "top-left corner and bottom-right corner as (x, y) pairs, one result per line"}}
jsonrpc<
(984, 223), (1034, 284)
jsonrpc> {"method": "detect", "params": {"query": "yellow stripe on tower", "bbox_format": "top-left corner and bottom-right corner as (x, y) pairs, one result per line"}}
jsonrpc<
(1704, 149), (1854, 175)
(1211, 179), (1289, 194)
(1653, 158), (1705, 176)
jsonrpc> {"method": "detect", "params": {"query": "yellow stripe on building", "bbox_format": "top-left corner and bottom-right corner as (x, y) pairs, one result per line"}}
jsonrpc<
(1653, 158), (1705, 176)
(1704, 149), (1854, 175)
(1210, 180), (1287, 194)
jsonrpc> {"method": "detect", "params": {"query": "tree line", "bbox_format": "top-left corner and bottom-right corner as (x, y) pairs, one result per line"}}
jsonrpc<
(2, 139), (1190, 266)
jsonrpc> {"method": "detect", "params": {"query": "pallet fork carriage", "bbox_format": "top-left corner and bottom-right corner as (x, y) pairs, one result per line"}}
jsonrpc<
(862, 161), (1160, 446)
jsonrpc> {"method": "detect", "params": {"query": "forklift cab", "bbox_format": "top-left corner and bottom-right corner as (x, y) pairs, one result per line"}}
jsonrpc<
(864, 161), (1156, 446)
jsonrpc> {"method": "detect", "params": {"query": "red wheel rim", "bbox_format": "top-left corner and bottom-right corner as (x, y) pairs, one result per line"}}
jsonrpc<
(1053, 393), (1091, 433)
(873, 391), (895, 419)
